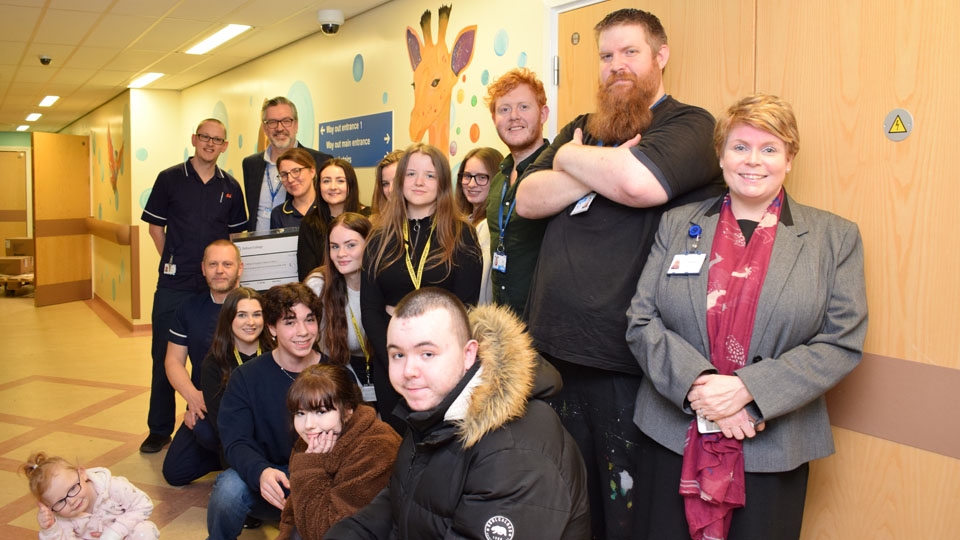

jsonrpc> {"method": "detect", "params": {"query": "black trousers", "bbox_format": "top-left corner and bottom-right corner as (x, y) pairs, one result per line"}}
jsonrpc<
(544, 356), (645, 540)
(633, 430), (809, 540)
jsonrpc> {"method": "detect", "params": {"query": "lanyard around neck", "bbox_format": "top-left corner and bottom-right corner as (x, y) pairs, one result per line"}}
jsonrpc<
(348, 305), (371, 384)
(233, 345), (262, 365)
(497, 180), (516, 244)
(402, 220), (435, 289)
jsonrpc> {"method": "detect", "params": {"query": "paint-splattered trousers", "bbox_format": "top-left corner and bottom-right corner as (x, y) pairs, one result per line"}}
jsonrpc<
(543, 355), (645, 540)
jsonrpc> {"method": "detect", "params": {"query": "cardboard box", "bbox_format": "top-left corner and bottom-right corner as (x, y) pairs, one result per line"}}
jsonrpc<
(5, 237), (35, 257)
(0, 256), (34, 275)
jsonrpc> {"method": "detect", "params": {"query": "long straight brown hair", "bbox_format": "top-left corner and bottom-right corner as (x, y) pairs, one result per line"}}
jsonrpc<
(207, 287), (274, 392)
(367, 143), (477, 278)
(320, 212), (372, 366)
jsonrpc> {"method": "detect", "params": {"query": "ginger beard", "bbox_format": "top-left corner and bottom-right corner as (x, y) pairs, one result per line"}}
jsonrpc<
(586, 68), (659, 144)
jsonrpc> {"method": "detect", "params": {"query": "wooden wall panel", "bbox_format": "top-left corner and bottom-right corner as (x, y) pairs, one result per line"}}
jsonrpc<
(756, 0), (960, 368)
(557, 0), (754, 126)
(805, 428), (960, 538)
(0, 151), (28, 246)
(555, 0), (960, 536)
(34, 237), (92, 283)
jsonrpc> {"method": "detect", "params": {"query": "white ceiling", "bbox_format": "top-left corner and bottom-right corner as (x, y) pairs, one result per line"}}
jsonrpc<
(0, 0), (390, 133)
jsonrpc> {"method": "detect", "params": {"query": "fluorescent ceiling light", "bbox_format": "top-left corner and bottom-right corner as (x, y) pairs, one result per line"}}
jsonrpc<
(39, 96), (60, 107)
(16, 125), (29, 131)
(186, 24), (251, 55)
(128, 72), (165, 88)
(26, 113), (42, 121)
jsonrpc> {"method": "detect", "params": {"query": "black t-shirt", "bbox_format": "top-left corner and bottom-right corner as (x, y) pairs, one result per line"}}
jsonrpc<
(524, 96), (724, 374)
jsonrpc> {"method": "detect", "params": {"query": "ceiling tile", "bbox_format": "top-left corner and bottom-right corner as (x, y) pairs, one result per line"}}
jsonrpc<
(3, 82), (44, 96)
(167, 0), (249, 23)
(0, 5), (42, 42)
(13, 65), (55, 84)
(49, 68), (97, 85)
(0, 41), (28, 65)
(34, 9), (102, 46)
(85, 14), (156, 48)
(87, 70), (137, 87)
(62, 47), (122, 70)
(104, 50), (166, 72)
(227, 0), (317, 27)
(2, 0), (47, 7)
(149, 52), (214, 73)
(135, 18), (220, 52)
(107, 0), (182, 17)
(49, 0), (113, 12)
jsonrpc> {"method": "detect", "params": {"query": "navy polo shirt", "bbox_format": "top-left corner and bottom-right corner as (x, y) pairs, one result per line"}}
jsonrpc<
(168, 291), (223, 387)
(270, 198), (316, 229)
(142, 159), (247, 292)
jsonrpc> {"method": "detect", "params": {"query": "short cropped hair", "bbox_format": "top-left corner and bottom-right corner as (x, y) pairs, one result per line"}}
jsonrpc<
(594, 8), (668, 50)
(203, 239), (241, 262)
(261, 96), (298, 121)
(484, 68), (547, 115)
(393, 287), (471, 346)
(713, 93), (800, 159)
(196, 118), (227, 138)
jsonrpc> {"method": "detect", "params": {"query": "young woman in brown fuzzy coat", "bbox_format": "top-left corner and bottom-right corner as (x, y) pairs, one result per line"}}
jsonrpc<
(277, 364), (401, 540)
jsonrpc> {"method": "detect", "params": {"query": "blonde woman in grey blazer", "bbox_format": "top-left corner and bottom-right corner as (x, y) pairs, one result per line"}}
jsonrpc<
(626, 94), (867, 540)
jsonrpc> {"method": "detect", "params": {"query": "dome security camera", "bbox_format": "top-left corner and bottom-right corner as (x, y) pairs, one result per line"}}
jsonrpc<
(317, 9), (344, 36)
(39, 55), (52, 66)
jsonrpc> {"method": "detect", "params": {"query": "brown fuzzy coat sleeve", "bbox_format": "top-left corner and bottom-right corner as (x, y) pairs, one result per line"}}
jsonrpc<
(276, 405), (401, 540)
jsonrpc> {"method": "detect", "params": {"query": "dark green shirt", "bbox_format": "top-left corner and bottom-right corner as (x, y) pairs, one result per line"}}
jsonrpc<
(485, 140), (550, 318)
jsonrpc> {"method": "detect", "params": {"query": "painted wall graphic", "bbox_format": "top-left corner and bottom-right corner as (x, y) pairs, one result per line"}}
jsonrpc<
(406, 5), (476, 155)
(106, 125), (124, 197)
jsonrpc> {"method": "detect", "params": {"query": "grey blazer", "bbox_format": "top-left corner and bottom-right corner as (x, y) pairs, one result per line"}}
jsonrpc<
(626, 193), (867, 473)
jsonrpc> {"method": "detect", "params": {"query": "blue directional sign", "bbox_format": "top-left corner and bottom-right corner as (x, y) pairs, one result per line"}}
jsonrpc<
(318, 111), (393, 167)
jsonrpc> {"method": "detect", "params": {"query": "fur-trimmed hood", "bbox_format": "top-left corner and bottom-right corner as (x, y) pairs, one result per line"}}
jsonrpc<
(444, 303), (559, 448)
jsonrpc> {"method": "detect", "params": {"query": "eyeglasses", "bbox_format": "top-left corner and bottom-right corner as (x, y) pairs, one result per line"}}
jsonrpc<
(195, 133), (226, 145)
(460, 173), (490, 186)
(263, 117), (296, 129)
(278, 167), (309, 182)
(51, 471), (82, 513)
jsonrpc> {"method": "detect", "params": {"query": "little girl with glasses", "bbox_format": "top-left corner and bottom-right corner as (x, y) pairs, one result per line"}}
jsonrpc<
(20, 452), (159, 540)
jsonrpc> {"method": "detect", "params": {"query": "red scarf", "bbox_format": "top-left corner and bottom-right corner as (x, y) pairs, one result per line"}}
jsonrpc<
(679, 190), (783, 540)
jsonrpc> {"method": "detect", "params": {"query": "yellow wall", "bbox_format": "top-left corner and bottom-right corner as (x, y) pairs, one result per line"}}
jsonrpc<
(130, 89), (183, 324)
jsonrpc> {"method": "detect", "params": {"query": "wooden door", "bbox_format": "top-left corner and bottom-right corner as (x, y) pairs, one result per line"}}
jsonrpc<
(0, 151), (28, 247)
(557, 0), (755, 125)
(32, 132), (92, 306)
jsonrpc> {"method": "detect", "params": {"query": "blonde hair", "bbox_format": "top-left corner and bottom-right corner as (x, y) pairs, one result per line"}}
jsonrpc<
(371, 150), (405, 216)
(714, 93), (800, 159)
(20, 452), (75, 500)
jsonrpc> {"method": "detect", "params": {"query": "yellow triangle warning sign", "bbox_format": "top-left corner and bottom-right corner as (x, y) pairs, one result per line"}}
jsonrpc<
(889, 115), (907, 134)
